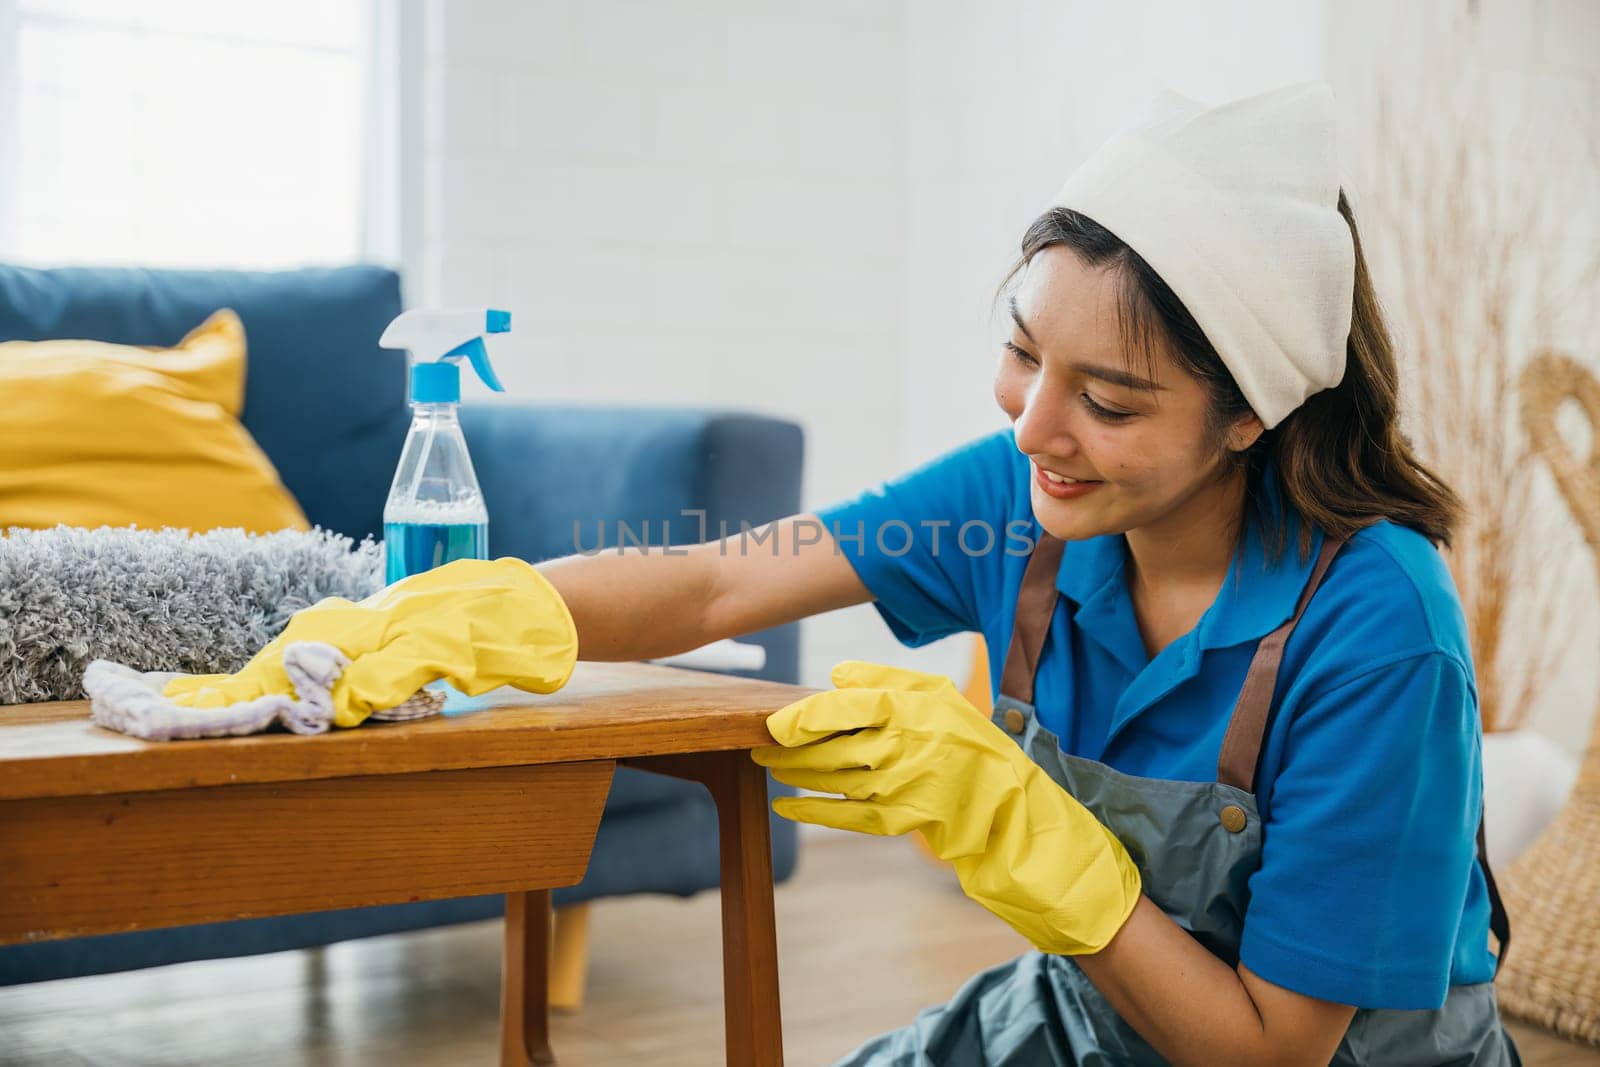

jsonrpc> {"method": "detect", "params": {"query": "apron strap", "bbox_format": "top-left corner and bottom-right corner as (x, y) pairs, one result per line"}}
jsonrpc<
(1216, 535), (1345, 793)
(998, 532), (1066, 705)
(1212, 531), (1514, 972)
(997, 525), (1514, 972)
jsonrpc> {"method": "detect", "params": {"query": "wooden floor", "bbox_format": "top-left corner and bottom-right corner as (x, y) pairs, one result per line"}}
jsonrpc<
(0, 831), (1590, 1066)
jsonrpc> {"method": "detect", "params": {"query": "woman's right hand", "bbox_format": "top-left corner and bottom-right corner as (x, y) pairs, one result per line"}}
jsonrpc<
(164, 556), (579, 726)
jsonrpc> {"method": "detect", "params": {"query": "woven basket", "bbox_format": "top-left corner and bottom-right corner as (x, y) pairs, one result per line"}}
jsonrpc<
(1494, 351), (1600, 1047)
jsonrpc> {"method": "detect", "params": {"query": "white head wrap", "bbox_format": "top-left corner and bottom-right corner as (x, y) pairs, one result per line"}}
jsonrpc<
(1052, 82), (1355, 429)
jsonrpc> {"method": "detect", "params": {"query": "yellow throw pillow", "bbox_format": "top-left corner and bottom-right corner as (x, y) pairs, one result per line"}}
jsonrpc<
(0, 309), (309, 534)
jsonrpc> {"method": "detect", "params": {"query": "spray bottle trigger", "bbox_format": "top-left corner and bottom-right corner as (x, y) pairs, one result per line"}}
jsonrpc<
(442, 336), (506, 393)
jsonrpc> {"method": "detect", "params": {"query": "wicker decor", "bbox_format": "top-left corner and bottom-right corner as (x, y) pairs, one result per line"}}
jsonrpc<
(1494, 352), (1600, 1047)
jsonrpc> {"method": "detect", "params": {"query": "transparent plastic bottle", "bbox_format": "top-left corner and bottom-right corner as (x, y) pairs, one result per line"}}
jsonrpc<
(382, 403), (489, 583)
(377, 308), (509, 585)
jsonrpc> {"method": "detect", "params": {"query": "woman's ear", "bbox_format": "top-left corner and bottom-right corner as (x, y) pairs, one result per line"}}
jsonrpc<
(1226, 411), (1265, 454)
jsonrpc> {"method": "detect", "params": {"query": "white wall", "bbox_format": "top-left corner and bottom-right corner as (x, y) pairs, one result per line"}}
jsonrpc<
(417, 0), (913, 687)
(419, 0), (906, 502)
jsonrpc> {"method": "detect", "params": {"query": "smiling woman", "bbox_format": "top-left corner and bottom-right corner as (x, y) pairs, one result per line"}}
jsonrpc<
(784, 83), (1519, 1067)
(995, 246), (1253, 558)
(996, 194), (1461, 569)
(531, 81), (1520, 1067)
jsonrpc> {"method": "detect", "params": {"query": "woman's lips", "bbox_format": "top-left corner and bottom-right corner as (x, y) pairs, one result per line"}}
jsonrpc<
(1034, 463), (1103, 499)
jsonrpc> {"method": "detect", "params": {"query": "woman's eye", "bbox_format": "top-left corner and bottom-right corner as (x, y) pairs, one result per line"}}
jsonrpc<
(1003, 341), (1038, 367)
(1081, 392), (1135, 422)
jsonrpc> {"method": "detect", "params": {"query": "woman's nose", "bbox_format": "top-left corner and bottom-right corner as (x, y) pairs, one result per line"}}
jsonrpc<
(1013, 392), (1077, 459)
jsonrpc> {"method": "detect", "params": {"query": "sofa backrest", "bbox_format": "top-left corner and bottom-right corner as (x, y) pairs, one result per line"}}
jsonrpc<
(0, 264), (408, 540)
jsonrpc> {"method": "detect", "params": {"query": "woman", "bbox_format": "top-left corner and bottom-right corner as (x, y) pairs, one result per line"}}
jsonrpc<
(546, 83), (1517, 1065)
(173, 83), (1517, 1064)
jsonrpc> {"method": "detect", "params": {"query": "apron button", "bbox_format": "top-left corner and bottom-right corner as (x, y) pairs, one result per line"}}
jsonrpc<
(1219, 805), (1248, 833)
(1002, 708), (1026, 734)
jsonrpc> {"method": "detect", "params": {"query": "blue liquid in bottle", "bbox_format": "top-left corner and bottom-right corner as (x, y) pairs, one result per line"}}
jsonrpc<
(383, 520), (489, 584)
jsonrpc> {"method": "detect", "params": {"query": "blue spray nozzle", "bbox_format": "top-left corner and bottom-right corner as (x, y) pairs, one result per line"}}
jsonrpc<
(443, 336), (507, 393)
(381, 308), (512, 403)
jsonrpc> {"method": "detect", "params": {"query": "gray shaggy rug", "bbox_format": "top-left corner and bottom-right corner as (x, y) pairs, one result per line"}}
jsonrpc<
(0, 525), (383, 704)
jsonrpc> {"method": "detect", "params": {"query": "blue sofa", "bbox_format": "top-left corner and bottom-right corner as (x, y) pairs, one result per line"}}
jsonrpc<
(0, 263), (803, 984)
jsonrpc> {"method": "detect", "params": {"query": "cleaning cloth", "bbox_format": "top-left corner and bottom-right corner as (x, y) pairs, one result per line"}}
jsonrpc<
(83, 556), (579, 741)
(83, 643), (446, 740)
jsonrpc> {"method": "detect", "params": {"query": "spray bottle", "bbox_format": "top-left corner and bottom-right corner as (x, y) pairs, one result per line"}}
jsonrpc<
(378, 308), (510, 584)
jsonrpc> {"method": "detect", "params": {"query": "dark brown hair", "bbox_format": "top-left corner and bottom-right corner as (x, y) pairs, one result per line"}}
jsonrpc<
(1000, 192), (1462, 562)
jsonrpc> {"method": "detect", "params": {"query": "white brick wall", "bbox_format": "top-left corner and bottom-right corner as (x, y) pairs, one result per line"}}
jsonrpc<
(418, 0), (914, 687)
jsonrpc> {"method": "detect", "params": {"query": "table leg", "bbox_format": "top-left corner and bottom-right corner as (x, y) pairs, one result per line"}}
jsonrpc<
(625, 750), (784, 1066)
(501, 889), (555, 1067)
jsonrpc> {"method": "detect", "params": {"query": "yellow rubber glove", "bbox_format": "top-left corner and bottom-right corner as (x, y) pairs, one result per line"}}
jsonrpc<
(752, 661), (1142, 956)
(163, 557), (579, 727)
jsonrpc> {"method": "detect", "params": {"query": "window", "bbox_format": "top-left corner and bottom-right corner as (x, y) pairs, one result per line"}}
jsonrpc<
(0, 0), (402, 270)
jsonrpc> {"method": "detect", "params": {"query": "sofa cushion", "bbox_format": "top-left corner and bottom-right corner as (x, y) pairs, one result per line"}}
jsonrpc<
(0, 264), (408, 540)
(0, 310), (308, 535)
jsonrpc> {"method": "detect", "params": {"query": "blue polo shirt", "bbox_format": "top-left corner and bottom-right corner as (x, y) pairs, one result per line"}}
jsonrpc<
(813, 428), (1498, 1011)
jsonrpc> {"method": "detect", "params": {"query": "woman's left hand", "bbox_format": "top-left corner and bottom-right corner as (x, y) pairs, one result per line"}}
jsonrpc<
(753, 660), (1143, 955)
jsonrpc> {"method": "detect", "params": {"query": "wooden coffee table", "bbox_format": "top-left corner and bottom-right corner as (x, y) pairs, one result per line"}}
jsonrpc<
(0, 661), (812, 1066)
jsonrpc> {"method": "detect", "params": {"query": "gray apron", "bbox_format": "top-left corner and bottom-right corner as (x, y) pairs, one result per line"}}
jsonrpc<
(837, 533), (1520, 1066)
